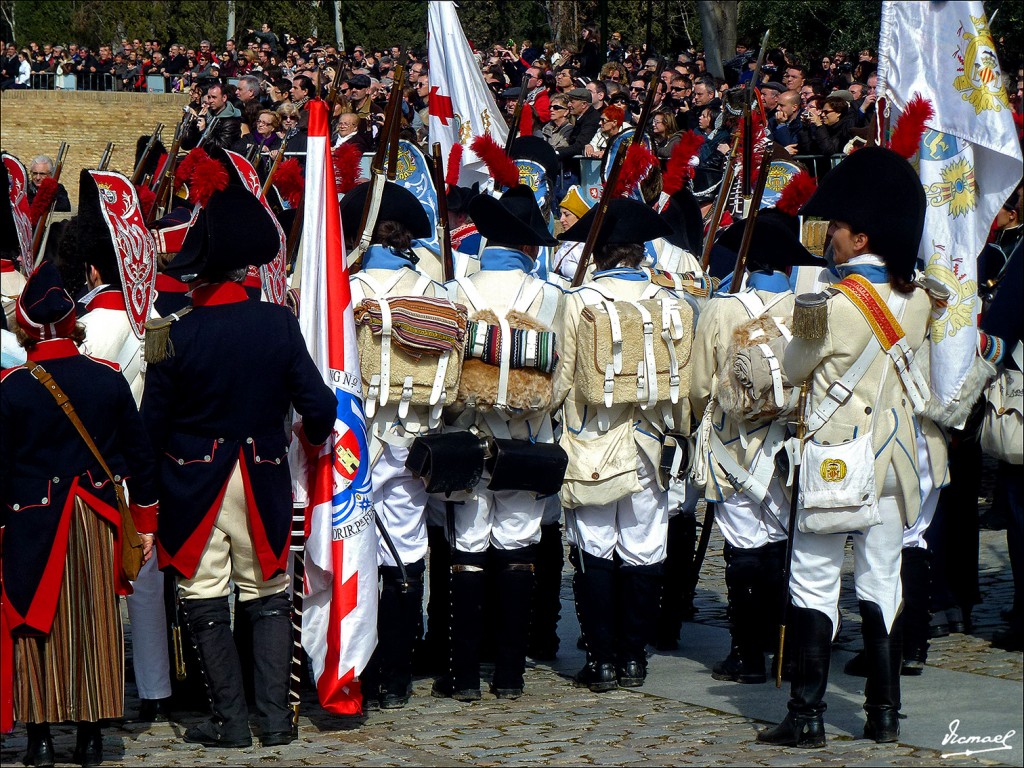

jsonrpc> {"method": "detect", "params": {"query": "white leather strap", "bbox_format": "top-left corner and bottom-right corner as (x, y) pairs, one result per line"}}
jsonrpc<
(378, 297), (393, 407)
(428, 350), (450, 427)
(496, 314), (512, 408)
(636, 302), (658, 408)
(757, 341), (785, 408)
(661, 299), (681, 405)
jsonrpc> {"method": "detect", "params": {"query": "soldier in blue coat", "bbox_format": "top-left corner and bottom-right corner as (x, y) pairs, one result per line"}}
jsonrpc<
(141, 186), (336, 749)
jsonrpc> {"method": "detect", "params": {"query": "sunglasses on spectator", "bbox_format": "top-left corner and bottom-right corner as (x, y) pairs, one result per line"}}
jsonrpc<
(629, 86), (644, 92)
(670, 86), (687, 92)
(820, 109), (836, 115)
(550, 105), (568, 111)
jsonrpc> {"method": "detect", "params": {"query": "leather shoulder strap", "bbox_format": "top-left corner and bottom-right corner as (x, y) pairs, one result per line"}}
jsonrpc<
(25, 361), (120, 489)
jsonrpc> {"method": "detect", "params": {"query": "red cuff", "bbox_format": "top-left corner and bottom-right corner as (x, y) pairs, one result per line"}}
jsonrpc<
(130, 501), (159, 534)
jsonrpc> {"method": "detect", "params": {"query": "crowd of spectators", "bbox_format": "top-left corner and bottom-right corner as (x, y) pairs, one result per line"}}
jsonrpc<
(4, 25), (1022, 194)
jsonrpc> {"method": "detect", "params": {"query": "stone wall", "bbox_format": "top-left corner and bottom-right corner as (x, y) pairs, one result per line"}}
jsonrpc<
(1, 90), (191, 208)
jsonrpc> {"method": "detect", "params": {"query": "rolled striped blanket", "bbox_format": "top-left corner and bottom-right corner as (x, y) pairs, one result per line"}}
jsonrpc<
(354, 297), (468, 359)
(465, 316), (559, 373)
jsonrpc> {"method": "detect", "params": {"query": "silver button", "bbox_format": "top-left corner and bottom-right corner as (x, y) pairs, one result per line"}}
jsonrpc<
(114, 475), (121, 482)
(52, 477), (60, 483)
(204, 455), (211, 461)
(178, 458), (184, 465)
(275, 458), (281, 465)
(246, 437), (253, 444)
(217, 438), (225, 444)
(95, 482), (103, 488)
(12, 504), (19, 511)
(41, 497), (48, 504)
(255, 456), (261, 461)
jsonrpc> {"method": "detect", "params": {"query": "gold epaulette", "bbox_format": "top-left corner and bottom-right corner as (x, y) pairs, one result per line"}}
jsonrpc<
(143, 306), (193, 364)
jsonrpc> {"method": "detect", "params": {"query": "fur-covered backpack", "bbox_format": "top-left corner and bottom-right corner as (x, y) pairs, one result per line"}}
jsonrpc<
(451, 275), (561, 415)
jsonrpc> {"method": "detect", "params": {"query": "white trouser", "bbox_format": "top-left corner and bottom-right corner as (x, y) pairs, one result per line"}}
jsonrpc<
(372, 442), (429, 567)
(903, 428), (938, 549)
(789, 467), (904, 637)
(566, 453), (669, 567)
(451, 472), (546, 553)
(716, 478), (790, 550)
(668, 478), (701, 516)
(125, 555), (172, 700)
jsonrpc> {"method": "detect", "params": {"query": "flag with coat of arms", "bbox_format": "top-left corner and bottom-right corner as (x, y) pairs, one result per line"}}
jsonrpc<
(878, 0), (1023, 409)
(428, 0), (508, 186)
(291, 100), (377, 715)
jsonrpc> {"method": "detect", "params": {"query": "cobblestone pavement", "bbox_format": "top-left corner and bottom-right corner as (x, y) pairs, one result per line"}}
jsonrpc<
(2, 523), (1020, 767)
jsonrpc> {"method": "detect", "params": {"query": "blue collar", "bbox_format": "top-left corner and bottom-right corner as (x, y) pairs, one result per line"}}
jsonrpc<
(747, 270), (791, 293)
(362, 244), (418, 271)
(480, 246), (533, 273)
(836, 263), (889, 284)
(593, 267), (647, 281)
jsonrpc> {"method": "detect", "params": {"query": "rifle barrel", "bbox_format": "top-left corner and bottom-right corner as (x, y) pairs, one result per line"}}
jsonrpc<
(728, 144), (775, 293)
(701, 137), (741, 270)
(431, 142), (454, 283)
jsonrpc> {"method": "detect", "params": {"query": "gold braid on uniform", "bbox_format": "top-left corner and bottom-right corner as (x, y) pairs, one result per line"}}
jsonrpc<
(792, 292), (829, 340)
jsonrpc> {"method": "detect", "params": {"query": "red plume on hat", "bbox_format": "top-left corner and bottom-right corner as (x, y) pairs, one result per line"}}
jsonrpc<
(272, 158), (304, 208)
(888, 94), (934, 160)
(662, 131), (705, 197)
(445, 143), (463, 189)
(135, 183), (157, 221)
(471, 134), (519, 189)
(611, 142), (655, 198)
(186, 155), (230, 206)
(29, 177), (59, 227)
(173, 147), (210, 191)
(332, 143), (364, 193)
(774, 170), (816, 217)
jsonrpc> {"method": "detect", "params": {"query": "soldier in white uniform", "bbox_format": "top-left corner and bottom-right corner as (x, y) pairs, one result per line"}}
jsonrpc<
(759, 148), (934, 748)
(433, 185), (564, 701)
(340, 182), (450, 709)
(689, 205), (825, 684)
(554, 199), (694, 692)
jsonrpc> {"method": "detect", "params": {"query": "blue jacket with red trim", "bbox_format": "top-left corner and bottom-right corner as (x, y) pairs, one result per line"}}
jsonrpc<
(140, 281), (336, 581)
(1, 339), (159, 636)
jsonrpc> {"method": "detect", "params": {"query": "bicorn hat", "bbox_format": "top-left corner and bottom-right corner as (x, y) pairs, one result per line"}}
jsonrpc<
(469, 185), (558, 247)
(339, 181), (432, 241)
(559, 198), (672, 251)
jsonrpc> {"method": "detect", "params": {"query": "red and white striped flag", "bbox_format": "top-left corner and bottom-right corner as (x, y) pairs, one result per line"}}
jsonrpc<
(292, 100), (377, 714)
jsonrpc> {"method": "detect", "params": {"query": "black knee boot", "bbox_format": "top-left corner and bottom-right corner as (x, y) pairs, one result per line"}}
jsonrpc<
(419, 525), (451, 676)
(655, 511), (698, 651)
(572, 549), (618, 692)
(491, 545), (538, 697)
(240, 592), (294, 745)
(861, 600), (902, 743)
(617, 561), (662, 687)
(713, 543), (767, 684)
(378, 561), (425, 708)
(432, 551), (487, 701)
(181, 597), (252, 748)
(72, 722), (102, 767)
(757, 606), (831, 748)
(527, 522), (564, 661)
(901, 547), (931, 674)
(22, 722), (54, 767)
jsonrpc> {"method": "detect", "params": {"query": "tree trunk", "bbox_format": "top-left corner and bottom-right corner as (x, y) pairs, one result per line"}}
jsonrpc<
(226, 0), (236, 43)
(334, 0), (345, 50)
(696, 0), (736, 79)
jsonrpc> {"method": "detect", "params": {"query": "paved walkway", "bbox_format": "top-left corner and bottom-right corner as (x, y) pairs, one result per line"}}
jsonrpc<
(2, 526), (1021, 767)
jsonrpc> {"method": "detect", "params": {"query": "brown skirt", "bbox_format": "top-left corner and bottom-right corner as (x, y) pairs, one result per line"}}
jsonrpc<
(14, 498), (124, 724)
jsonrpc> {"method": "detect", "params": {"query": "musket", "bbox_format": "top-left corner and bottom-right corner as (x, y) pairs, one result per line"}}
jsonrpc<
(503, 75), (530, 154)
(97, 141), (114, 171)
(325, 63), (346, 119)
(260, 137), (288, 198)
(728, 143), (775, 293)
(350, 64), (406, 269)
(130, 123), (163, 184)
(776, 380), (810, 687)
(196, 114), (221, 149)
(700, 136), (741, 270)
(30, 141), (68, 264)
(287, 502), (306, 733)
(430, 142), (455, 282)
(148, 121), (184, 225)
(571, 62), (663, 288)
(171, 581), (188, 681)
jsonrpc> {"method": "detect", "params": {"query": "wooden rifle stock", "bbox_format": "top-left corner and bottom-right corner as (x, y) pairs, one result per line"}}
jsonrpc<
(728, 143), (775, 293)
(130, 123), (163, 184)
(352, 66), (405, 268)
(148, 123), (184, 226)
(30, 141), (68, 262)
(503, 75), (530, 154)
(570, 63), (663, 288)
(701, 136), (741, 270)
(431, 142), (455, 283)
